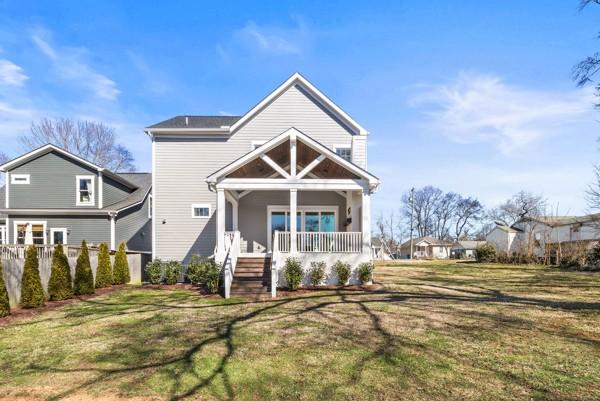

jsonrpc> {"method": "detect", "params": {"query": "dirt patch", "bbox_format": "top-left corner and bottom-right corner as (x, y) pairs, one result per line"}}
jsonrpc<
(0, 285), (128, 327)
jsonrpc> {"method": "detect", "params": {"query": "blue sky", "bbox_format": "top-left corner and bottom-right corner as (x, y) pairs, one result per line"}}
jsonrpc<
(0, 0), (599, 218)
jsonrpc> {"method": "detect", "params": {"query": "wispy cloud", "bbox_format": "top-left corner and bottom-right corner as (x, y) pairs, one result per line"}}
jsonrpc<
(410, 72), (595, 154)
(30, 28), (120, 100)
(0, 59), (28, 86)
(219, 16), (310, 58)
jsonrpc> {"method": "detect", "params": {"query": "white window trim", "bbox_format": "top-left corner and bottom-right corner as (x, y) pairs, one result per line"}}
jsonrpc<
(13, 220), (47, 245)
(251, 140), (267, 150)
(0, 225), (6, 245)
(266, 205), (338, 251)
(11, 174), (30, 184)
(191, 203), (211, 219)
(148, 195), (153, 219)
(50, 228), (68, 245)
(333, 145), (352, 161)
(76, 175), (96, 206)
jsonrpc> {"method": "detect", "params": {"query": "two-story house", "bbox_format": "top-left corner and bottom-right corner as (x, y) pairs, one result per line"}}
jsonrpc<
(145, 73), (380, 297)
(0, 144), (152, 252)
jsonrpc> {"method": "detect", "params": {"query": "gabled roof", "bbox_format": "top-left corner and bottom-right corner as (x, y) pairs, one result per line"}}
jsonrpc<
(0, 144), (137, 189)
(453, 241), (486, 250)
(145, 73), (368, 136)
(400, 236), (454, 248)
(490, 223), (523, 234)
(524, 214), (600, 227)
(205, 127), (379, 187)
(104, 173), (152, 213)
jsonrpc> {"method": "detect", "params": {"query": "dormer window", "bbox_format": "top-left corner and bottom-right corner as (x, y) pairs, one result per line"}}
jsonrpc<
(76, 175), (95, 206)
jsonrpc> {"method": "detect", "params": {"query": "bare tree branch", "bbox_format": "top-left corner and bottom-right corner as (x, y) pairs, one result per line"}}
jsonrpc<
(21, 118), (136, 172)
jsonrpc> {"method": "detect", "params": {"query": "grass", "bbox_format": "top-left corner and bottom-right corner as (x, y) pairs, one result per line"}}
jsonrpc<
(0, 260), (599, 400)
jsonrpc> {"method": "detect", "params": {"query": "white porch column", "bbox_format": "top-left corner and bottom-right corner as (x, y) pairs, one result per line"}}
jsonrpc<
(290, 130), (297, 176)
(217, 188), (226, 254)
(361, 189), (371, 252)
(290, 189), (297, 253)
(110, 213), (116, 251)
(232, 198), (238, 231)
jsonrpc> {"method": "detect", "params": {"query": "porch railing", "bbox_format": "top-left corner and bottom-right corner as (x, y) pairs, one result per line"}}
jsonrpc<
(221, 231), (241, 299)
(0, 226), (6, 245)
(274, 231), (363, 253)
(0, 244), (82, 260)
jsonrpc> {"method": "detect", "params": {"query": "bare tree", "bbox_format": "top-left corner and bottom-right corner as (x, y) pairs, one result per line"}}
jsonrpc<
(573, 0), (600, 107)
(376, 211), (401, 255)
(402, 186), (443, 237)
(586, 165), (600, 210)
(433, 192), (459, 239)
(454, 196), (484, 240)
(489, 191), (546, 227)
(20, 118), (136, 172)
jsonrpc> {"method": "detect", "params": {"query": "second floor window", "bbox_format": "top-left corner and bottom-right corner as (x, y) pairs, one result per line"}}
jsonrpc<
(76, 175), (95, 206)
(335, 147), (352, 162)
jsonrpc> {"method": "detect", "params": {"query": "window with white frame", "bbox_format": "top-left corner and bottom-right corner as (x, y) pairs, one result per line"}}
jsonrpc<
(76, 175), (95, 206)
(15, 222), (46, 245)
(148, 195), (153, 219)
(11, 174), (30, 184)
(51, 228), (68, 245)
(192, 204), (211, 218)
(334, 147), (352, 162)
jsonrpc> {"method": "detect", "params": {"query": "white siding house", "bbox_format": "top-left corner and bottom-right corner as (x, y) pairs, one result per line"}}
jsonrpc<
(146, 73), (380, 297)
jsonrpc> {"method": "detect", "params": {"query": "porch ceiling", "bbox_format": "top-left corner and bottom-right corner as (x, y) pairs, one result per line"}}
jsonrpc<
(226, 138), (360, 180)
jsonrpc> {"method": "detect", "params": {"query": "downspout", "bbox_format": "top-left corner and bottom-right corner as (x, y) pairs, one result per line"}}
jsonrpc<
(109, 211), (117, 251)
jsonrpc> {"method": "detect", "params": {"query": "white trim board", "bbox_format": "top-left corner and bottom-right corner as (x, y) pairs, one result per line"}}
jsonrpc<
(10, 174), (30, 184)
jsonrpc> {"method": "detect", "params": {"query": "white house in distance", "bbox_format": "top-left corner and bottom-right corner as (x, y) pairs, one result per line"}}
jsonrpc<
(451, 241), (486, 259)
(399, 236), (453, 259)
(145, 73), (380, 298)
(486, 214), (600, 259)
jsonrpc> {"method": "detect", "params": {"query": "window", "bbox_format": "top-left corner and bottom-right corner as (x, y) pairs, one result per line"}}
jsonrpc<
(76, 175), (95, 206)
(51, 228), (67, 245)
(148, 195), (153, 219)
(334, 147), (352, 162)
(14, 222), (46, 245)
(267, 206), (338, 250)
(10, 174), (30, 184)
(192, 204), (211, 218)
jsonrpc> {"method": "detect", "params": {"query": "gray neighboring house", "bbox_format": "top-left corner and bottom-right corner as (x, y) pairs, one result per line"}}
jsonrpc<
(0, 144), (152, 252)
(451, 241), (486, 259)
(146, 72), (380, 297)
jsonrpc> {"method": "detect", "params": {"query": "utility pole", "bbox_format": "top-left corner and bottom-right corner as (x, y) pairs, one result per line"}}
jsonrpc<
(409, 187), (415, 260)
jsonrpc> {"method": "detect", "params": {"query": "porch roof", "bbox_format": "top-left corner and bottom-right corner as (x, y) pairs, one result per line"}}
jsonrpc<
(205, 127), (380, 192)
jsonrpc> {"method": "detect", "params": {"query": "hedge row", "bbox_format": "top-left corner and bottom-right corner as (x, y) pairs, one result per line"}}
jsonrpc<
(144, 255), (221, 294)
(284, 258), (373, 291)
(0, 241), (130, 317)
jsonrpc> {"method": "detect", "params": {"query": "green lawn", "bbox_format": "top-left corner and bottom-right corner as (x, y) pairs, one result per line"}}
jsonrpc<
(1, 261), (600, 400)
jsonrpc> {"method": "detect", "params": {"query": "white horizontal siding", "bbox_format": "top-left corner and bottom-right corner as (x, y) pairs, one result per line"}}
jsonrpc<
(155, 83), (359, 262)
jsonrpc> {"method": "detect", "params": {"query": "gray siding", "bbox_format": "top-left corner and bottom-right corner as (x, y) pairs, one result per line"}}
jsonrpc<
(154, 83), (360, 262)
(103, 176), (131, 207)
(9, 151), (98, 209)
(238, 191), (346, 253)
(8, 215), (110, 247)
(115, 196), (152, 252)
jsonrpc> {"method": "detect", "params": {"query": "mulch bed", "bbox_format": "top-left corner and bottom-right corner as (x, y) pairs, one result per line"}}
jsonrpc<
(276, 284), (383, 297)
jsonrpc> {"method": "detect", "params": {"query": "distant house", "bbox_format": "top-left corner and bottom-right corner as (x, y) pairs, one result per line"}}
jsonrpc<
(371, 237), (393, 260)
(0, 144), (152, 252)
(399, 236), (453, 259)
(451, 240), (486, 259)
(485, 223), (523, 255)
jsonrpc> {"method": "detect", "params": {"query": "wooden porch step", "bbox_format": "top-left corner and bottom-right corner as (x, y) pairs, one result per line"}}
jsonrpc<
(230, 256), (271, 295)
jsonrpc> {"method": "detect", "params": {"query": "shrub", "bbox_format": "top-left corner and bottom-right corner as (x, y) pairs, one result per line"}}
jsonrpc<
(475, 243), (497, 263)
(48, 244), (73, 300)
(145, 259), (163, 284)
(284, 257), (303, 291)
(357, 262), (373, 284)
(333, 260), (351, 285)
(95, 242), (113, 288)
(308, 261), (326, 287)
(186, 255), (204, 285)
(20, 245), (45, 308)
(113, 242), (130, 285)
(163, 261), (182, 285)
(74, 241), (95, 295)
(587, 243), (600, 270)
(0, 260), (10, 317)
(204, 259), (221, 294)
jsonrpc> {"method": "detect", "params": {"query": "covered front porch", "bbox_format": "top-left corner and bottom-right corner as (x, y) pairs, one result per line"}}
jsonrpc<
(207, 128), (379, 298)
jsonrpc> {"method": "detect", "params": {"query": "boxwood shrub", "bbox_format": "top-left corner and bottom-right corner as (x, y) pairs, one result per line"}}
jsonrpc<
(357, 262), (373, 284)
(308, 261), (326, 287)
(333, 260), (351, 285)
(284, 257), (303, 291)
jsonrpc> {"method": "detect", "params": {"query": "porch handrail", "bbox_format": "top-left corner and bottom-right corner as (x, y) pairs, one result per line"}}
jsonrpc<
(223, 231), (240, 299)
(273, 231), (362, 253)
(0, 244), (75, 260)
